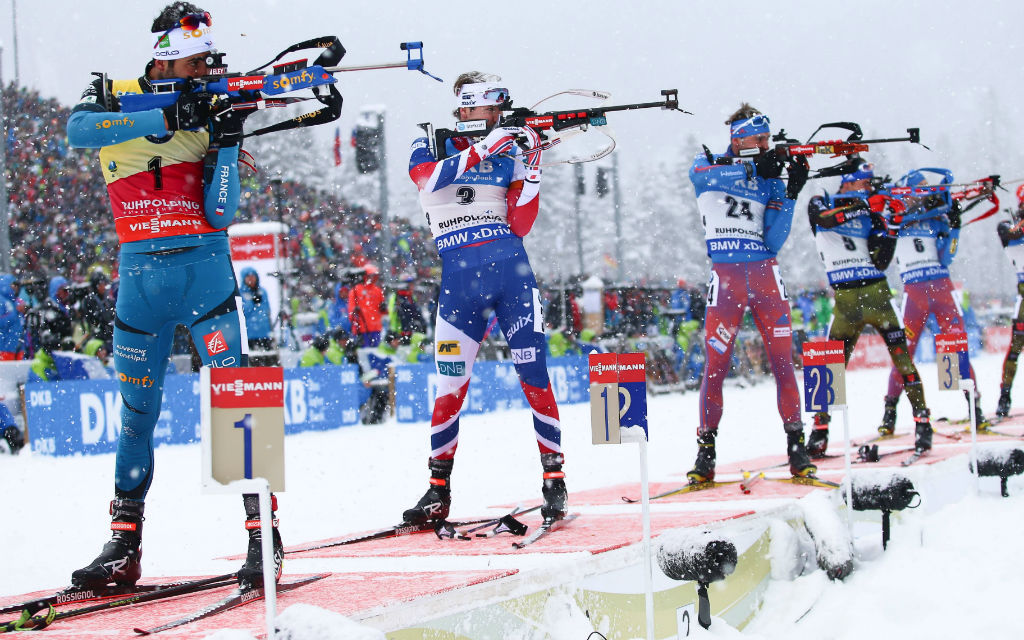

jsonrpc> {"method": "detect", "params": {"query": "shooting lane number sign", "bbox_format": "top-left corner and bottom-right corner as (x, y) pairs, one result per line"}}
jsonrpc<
(205, 367), (286, 491)
(802, 340), (846, 412)
(935, 333), (970, 391)
(588, 352), (648, 444)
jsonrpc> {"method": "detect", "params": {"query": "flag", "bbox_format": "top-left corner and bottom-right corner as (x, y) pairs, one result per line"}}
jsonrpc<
(333, 127), (342, 166)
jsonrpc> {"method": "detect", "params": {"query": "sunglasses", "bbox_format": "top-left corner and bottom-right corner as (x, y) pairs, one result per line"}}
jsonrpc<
(154, 11), (212, 47)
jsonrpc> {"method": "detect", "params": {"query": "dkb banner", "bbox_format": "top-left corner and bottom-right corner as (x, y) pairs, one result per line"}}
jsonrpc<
(25, 364), (361, 457)
(394, 356), (591, 423)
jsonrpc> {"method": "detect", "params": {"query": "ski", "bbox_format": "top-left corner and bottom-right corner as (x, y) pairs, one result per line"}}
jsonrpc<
(767, 475), (841, 489)
(740, 472), (765, 494)
(854, 444), (919, 464)
(512, 514), (578, 550)
(435, 505), (538, 540)
(0, 577), (230, 616)
(133, 573), (326, 635)
(621, 479), (742, 503)
(286, 516), (493, 553)
(901, 450), (927, 467)
(0, 573), (237, 633)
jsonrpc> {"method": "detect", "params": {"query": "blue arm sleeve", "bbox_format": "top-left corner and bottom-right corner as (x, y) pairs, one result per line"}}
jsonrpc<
(764, 178), (795, 252)
(688, 153), (750, 196)
(67, 108), (167, 148)
(203, 145), (240, 229)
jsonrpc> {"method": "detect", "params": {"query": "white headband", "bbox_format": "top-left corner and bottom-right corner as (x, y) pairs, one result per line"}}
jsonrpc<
(152, 25), (215, 60)
(456, 82), (510, 109)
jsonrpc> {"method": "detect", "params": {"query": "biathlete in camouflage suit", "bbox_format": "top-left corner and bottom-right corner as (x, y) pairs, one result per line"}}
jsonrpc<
(805, 160), (933, 455)
(995, 188), (1024, 418)
(686, 104), (815, 482)
(65, 3), (281, 591)
(401, 72), (567, 527)
(883, 168), (988, 436)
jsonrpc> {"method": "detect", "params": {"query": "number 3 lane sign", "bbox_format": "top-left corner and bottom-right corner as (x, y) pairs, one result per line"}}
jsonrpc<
(802, 341), (846, 412)
(935, 333), (970, 391)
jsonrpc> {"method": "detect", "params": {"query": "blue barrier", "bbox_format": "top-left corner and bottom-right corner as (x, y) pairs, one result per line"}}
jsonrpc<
(393, 356), (591, 423)
(25, 356), (593, 456)
(25, 365), (362, 457)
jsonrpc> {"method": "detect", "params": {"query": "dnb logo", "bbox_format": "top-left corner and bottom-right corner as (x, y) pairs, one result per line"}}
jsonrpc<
(437, 341), (461, 356)
(511, 347), (536, 364)
(204, 330), (229, 356)
(438, 361), (466, 376)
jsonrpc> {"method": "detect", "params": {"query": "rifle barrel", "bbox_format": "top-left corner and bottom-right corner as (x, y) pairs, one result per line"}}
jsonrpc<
(600, 100), (675, 114)
(323, 61), (406, 73)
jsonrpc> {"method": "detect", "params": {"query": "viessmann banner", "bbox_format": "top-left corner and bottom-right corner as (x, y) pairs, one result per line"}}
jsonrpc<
(24, 357), (592, 457)
(25, 365), (363, 457)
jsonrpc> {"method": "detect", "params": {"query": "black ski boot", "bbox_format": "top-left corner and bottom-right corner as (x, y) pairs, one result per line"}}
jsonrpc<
(878, 395), (899, 436)
(402, 458), (453, 524)
(2, 426), (24, 454)
(71, 498), (144, 588)
(686, 432), (717, 484)
(540, 453), (567, 522)
(913, 410), (932, 453)
(807, 413), (831, 458)
(997, 385), (1012, 419)
(785, 424), (817, 478)
(237, 493), (283, 590)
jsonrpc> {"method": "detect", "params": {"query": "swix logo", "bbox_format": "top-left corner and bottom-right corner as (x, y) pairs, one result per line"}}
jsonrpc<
(437, 341), (461, 355)
(204, 330), (228, 356)
(227, 76), (265, 91)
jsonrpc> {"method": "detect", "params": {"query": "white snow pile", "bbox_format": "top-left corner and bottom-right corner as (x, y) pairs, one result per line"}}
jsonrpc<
(203, 604), (386, 640)
(798, 491), (853, 580)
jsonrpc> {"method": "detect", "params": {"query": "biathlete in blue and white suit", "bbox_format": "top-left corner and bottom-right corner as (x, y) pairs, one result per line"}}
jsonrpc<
(804, 161), (932, 456)
(686, 104), (814, 483)
(401, 73), (566, 526)
(65, 3), (280, 592)
(884, 168), (987, 430)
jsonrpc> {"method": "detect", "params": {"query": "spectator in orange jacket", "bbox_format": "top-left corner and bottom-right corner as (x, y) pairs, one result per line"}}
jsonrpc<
(349, 264), (385, 346)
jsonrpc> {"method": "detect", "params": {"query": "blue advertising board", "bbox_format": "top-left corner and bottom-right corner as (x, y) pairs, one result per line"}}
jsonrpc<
(26, 365), (362, 457)
(394, 356), (591, 423)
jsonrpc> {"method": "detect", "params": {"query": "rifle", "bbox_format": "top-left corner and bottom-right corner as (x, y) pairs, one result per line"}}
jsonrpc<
(773, 122), (926, 179)
(420, 89), (689, 165)
(877, 172), (1003, 226)
(113, 38), (440, 139)
(700, 121), (924, 179)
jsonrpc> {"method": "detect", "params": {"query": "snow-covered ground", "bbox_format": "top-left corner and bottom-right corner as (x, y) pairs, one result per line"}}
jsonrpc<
(2, 352), (1022, 639)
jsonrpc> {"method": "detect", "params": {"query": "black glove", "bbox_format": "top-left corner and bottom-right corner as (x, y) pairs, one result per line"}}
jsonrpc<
(922, 193), (946, 211)
(162, 90), (211, 132)
(948, 200), (962, 229)
(785, 158), (809, 200)
(753, 149), (785, 179)
(252, 291), (262, 305)
(209, 101), (249, 148)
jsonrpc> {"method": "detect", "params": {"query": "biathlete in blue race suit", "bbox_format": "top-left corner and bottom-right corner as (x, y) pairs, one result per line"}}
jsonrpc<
(65, 3), (280, 592)
(401, 72), (567, 526)
(884, 168), (988, 430)
(686, 104), (815, 483)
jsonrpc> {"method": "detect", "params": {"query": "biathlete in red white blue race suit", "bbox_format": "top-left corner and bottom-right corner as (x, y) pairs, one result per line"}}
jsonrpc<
(883, 168), (988, 429)
(401, 73), (567, 526)
(686, 104), (815, 482)
(64, 3), (280, 592)
(804, 161), (933, 455)
(994, 190), (1024, 418)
